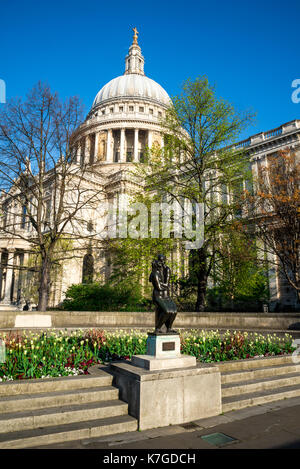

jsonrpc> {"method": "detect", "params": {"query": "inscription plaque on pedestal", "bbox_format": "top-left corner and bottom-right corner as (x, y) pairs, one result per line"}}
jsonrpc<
(163, 342), (175, 351)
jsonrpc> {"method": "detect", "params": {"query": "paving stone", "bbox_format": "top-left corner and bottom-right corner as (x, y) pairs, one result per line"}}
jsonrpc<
(223, 405), (269, 421)
(83, 431), (149, 446)
(111, 432), (215, 450)
(193, 415), (233, 428)
(143, 426), (186, 438)
(260, 397), (300, 410)
(223, 429), (300, 449)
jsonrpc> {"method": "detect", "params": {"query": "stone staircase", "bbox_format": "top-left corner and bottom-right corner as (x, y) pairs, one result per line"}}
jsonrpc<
(219, 355), (300, 412)
(0, 368), (137, 449)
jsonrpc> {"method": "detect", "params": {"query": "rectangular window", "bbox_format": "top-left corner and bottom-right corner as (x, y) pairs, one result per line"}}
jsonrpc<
(126, 151), (133, 162)
(221, 184), (228, 205)
(2, 203), (8, 229)
(119, 106), (123, 112)
(45, 199), (51, 223)
(21, 205), (27, 229)
(139, 106), (144, 112)
(129, 106), (134, 112)
(149, 108), (153, 114)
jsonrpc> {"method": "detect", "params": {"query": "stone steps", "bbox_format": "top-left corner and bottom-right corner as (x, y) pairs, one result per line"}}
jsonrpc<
(0, 414), (138, 449)
(0, 400), (129, 434)
(222, 373), (300, 397)
(222, 384), (300, 412)
(0, 368), (138, 448)
(218, 354), (294, 372)
(220, 355), (300, 412)
(0, 386), (119, 413)
(0, 373), (112, 396)
(221, 363), (300, 384)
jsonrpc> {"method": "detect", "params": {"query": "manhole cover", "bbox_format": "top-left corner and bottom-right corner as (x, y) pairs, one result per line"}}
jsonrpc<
(200, 432), (237, 447)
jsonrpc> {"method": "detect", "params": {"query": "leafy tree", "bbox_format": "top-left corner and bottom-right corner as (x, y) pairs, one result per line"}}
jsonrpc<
(244, 149), (300, 303)
(132, 77), (255, 311)
(209, 225), (269, 309)
(104, 192), (178, 299)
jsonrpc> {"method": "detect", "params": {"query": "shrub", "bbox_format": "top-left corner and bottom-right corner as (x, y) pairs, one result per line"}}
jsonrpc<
(61, 282), (151, 312)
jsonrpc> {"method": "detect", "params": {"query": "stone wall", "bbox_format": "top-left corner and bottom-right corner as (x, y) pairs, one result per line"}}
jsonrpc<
(1, 310), (300, 331)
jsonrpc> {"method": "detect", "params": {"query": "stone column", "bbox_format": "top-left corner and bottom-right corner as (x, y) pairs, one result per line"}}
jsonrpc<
(76, 142), (81, 164)
(134, 129), (139, 162)
(252, 159), (259, 192)
(3, 249), (15, 304)
(12, 253), (20, 302)
(106, 129), (112, 162)
(85, 135), (91, 164)
(0, 250), (3, 300)
(160, 134), (165, 164)
(147, 130), (152, 149)
(120, 128), (125, 162)
(16, 251), (26, 304)
(80, 138), (85, 166)
(94, 132), (99, 161)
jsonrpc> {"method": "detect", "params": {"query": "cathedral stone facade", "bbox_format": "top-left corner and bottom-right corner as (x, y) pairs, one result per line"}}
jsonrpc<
(0, 30), (299, 311)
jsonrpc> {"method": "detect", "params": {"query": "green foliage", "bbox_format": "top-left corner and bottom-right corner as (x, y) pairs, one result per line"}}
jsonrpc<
(126, 77), (256, 311)
(99, 77), (257, 311)
(0, 329), (99, 381)
(61, 282), (151, 312)
(105, 190), (178, 297)
(180, 330), (295, 362)
(207, 228), (269, 310)
(0, 329), (294, 381)
(98, 330), (147, 361)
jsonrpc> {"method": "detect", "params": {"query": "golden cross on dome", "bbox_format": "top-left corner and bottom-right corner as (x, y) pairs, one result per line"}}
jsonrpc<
(132, 27), (139, 44)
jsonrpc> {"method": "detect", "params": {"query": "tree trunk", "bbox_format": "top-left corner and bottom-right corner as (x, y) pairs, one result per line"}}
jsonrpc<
(195, 248), (208, 312)
(37, 254), (51, 312)
(195, 276), (207, 312)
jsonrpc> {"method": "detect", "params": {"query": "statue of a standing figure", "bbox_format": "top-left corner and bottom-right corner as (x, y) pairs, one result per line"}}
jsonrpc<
(149, 254), (177, 334)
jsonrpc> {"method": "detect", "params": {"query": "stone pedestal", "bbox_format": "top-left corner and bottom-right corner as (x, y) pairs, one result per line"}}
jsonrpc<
(109, 331), (222, 430)
(132, 332), (196, 370)
(147, 333), (181, 357)
(110, 361), (222, 430)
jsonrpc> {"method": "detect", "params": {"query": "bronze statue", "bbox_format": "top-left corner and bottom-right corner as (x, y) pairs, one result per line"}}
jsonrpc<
(132, 27), (139, 44)
(149, 254), (177, 334)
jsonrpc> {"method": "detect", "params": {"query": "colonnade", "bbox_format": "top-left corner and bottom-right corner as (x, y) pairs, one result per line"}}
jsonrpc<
(0, 249), (28, 305)
(76, 128), (155, 165)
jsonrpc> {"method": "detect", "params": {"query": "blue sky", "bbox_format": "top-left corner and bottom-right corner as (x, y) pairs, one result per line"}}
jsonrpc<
(0, 0), (299, 140)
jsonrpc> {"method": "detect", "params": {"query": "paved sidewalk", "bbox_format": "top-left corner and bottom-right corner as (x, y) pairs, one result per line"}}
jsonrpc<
(34, 396), (300, 449)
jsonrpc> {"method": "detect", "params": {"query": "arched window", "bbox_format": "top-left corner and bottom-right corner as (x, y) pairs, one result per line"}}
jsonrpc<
(82, 253), (94, 284)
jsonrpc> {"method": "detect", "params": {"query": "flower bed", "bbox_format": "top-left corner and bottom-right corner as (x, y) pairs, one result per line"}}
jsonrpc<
(180, 330), (295, 362)
(0, 329), (295, 382)
(0, 329), (103, 382)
